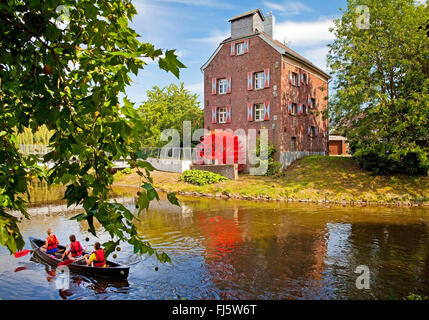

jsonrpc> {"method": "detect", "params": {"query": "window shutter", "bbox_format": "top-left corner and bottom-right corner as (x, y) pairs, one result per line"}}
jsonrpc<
(226, 105), (231, 123)
(305, 105), (308, 114)
(264, 101), (270, 120)
(298, 104), (302, 115)
(247, 103), (253, 121)
(308, 95), (311, 106)
(315, 127), (318, 137)
(305, 73), (309, 85)
(211, 78), (217, 95)
(289, 71), (292, 84)
(247, 72), (253, 91)
(230, 42), (235, 56)
(288, 99), (292, 115)
(227, 76), (232, 93)
(244, 39), (249, 53)
(297, 73), (301, 87)
(264, 68), (270, 88)
(308, 126), (311, 136)
(211, 107), (217, 123)
(315, 99), (319, 108)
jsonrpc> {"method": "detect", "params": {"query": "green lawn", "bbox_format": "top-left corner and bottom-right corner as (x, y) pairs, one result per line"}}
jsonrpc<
(113, 156), (429, 205)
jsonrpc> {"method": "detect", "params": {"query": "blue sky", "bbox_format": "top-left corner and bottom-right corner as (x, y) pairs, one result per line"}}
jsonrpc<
(125, 0), (349, 106)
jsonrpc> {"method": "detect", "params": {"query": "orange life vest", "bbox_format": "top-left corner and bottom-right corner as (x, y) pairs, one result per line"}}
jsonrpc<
(46, 235), (58, 252)
(92, 249), (106, 267)
(70, 241), (83, 257)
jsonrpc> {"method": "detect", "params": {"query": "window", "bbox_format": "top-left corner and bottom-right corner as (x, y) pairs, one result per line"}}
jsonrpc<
(255, 104), (264, 121)
(291, 72), (298, 86)
(236, 42), (245, 55)
(218, 107), (227, 123)
(303, 73), (307, 84)
(254, 72), (264, 89)
(218, 79), (227, 94)
(291, 103), (298, 115)
(311, 126), (316, 137)
(311, 98), (316, 108)
(291, 137), (296, 152)
(303, 104), (307, 115)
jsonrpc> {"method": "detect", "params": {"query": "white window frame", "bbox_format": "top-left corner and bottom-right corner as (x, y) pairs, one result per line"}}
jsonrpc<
(254, 104), (264, 121)
(254, 72), (265, 90)
(218, 78), (227, 95)
(236, 42), (245, 55)
(291, 72), (298, 86)
(218, 107), (227, 123)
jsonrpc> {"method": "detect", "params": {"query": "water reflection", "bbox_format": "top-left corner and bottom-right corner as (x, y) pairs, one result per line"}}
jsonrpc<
(1, 186), (429, 299)
(28, 255), (130, 300)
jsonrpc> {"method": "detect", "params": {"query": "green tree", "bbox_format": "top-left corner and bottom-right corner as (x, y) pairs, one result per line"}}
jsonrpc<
(137, 83), (203, 148)
(0, 0), (184, 261)
(328, 0), (429, 175)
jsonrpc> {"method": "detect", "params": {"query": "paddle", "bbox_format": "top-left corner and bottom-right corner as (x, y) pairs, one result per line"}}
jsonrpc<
(15, 247), (64, 258)
(58, 256), (86, 267)
(14, 249), (34, 258)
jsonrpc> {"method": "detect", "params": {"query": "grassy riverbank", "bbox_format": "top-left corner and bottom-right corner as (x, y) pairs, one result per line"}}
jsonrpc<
(113, 156), (429, 206)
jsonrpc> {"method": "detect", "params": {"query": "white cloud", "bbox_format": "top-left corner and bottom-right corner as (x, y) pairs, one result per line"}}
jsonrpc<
(185, 81), (203, 93)
(189, 29), (229, 47)
(264, 1), (313, 16)
(185, 81), (204, 99)
(301, 46), (330, 72)
(275, 19), (335, 46)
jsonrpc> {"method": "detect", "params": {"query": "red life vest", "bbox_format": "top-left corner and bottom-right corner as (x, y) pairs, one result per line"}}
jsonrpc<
(46, 235), (58, 252)
(92, 249), (106, 267)
(70, 241), (83, 257)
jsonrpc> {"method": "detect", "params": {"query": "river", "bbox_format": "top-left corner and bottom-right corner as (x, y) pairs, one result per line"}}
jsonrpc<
(1, 182), (429, 300)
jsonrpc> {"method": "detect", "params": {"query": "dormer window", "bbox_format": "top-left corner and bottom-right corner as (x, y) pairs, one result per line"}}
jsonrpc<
(236, 42), (245, 55)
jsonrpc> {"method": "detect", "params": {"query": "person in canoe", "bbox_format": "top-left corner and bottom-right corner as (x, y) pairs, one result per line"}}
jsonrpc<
(61, 234), (84, 260)
(84, 242), (106, 267)
(41, 228), (59, 255)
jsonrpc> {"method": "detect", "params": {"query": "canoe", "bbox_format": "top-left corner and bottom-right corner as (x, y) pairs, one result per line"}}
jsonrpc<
(29, 237), (130, 280)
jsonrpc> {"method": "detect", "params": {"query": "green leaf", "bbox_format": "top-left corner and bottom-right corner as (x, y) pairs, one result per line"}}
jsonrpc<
(167, 192), (180, 207)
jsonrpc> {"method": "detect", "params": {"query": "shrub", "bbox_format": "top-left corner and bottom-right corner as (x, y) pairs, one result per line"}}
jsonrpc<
(267, 161), (283, 176)
(352, 142), (428, 175)
(180, 170), (228, 185)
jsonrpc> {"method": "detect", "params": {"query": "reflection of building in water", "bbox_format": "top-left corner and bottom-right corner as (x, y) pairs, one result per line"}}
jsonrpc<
(195, 207), (331, 299)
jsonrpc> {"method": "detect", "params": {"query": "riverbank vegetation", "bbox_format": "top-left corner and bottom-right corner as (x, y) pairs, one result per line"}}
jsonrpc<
(113, 156), (429, 205)
(328, 0), (429, 175)
(1, 0), (183, 261)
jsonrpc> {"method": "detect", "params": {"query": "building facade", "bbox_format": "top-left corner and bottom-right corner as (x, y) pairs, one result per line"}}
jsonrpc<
(201, 9), (330, 168)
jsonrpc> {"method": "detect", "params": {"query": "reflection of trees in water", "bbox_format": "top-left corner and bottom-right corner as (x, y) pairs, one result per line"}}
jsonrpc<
(340, 223), (429, 299)
(27, 180), (65, 204)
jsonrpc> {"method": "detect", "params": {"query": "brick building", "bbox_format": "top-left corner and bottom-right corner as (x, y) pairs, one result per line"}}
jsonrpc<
(201, 9), (331, 168)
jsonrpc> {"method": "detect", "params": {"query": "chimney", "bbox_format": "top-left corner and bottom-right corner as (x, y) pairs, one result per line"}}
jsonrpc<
(264, 12), (276, 39)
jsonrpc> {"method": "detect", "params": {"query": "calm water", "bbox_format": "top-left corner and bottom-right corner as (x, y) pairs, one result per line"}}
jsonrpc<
(1, 183), (429, 300)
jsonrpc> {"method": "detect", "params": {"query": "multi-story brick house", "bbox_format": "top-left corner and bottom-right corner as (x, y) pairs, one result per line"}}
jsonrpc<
(201, 9), (331, 169)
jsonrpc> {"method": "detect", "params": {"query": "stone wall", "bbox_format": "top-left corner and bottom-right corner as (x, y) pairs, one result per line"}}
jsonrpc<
(280, 151), (326, 169)
(148, 158), (192, 173)
(190, 164), (238, 180)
